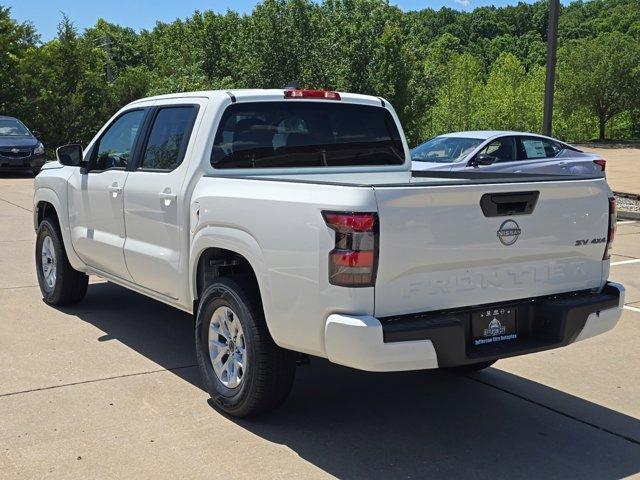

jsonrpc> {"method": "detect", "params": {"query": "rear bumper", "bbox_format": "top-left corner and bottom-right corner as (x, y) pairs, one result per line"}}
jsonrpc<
(324, 282), (624, 371)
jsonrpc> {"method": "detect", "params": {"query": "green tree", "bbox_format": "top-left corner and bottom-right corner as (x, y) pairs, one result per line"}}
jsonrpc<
(481, 52), (543, 133)
(0, 6), (37, 115)
(430, 53), (484, 135)
(557, 32), (640, 140)
(2, 0), (640, 150)
(369, 22), (411, 127)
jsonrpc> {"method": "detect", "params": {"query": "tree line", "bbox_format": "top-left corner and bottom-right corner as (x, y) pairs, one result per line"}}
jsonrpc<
(1, 0), (639, 152)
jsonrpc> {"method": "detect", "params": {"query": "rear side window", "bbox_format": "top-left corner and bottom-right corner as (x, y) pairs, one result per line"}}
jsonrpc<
(211, 102), (404, 169)
(518, 137), (562, 160)
(139, 106), (198, 171)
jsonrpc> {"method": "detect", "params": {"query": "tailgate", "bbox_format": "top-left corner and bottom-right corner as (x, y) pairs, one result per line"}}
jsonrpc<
(373, 179), (610, 317)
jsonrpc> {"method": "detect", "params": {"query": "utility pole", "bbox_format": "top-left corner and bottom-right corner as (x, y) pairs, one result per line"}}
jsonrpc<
(542, 0), (560, 136)
(105, 35), (114, 83)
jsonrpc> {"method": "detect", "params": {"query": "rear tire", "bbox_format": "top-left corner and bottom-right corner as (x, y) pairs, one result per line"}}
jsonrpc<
(446, 360), (497, 373)
(195, 278), (296, 417)
(35, 218), (88, 306)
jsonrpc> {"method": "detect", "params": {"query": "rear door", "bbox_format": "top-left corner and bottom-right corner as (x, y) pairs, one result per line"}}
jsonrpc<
(514, 136), (568, 174)
(122, 101), (202, 299)
(373, 178), (610, 317)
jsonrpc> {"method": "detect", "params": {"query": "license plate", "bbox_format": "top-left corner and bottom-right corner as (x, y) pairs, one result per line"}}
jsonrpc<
(472, 307), (517, 346)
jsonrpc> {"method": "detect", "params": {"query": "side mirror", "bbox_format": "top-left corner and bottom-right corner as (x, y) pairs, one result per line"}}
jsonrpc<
(468, 153), (496, 167)
(32, 130), (42, 139)
(56, 144), (83, 167)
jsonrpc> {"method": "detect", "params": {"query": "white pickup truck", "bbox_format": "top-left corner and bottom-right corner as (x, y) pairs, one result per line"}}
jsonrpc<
(34, 89), (624, 417)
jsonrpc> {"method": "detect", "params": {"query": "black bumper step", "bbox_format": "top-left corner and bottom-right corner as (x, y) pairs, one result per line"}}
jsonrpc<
(379, 283), (621, 367)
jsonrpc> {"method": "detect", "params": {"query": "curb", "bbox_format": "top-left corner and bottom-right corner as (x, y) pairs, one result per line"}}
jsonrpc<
(614, 191), (640, 200)
(618, 210), (640, 221)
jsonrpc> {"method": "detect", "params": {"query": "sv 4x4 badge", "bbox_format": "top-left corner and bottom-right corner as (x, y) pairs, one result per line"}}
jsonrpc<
(575, 237), (606, 246)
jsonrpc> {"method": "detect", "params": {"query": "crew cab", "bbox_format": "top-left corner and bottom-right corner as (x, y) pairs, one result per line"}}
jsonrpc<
(33, 89), (624, 417)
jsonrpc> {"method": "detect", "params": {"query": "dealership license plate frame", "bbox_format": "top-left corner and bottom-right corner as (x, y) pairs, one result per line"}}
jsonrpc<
(471, 307), (518, 346)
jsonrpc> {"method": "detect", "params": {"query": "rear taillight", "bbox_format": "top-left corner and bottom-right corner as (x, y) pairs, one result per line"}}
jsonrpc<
(322, 211), (378, 287)
(604, 197), (616, 260)
(284, 89), (341, 100)
(594, 159), (606, 172)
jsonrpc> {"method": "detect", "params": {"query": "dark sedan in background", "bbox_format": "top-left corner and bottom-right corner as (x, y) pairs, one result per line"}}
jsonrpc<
(0, 116), (46, 176)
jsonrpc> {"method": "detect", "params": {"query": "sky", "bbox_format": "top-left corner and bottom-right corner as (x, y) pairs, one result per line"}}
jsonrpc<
(7, 0), (544, 41)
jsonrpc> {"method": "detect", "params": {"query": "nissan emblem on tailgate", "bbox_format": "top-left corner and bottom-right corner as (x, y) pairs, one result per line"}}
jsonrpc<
(497, 219), (521, 246)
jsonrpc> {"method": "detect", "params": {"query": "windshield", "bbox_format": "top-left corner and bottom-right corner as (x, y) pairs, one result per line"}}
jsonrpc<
(211, 102), (405, 169)
(0, 118), (31, 137)
(411, 137), (483, 164)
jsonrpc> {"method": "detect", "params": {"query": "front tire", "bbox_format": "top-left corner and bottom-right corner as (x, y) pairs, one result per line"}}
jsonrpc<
(35, 219), (88, 306)
(195, 279), (296, 417)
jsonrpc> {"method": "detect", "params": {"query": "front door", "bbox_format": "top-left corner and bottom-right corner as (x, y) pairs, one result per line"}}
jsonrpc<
(68, 108), (147, 280)
(123, 103), (201, 299)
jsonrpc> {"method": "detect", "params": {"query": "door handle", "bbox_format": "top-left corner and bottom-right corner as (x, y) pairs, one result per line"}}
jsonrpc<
(158, 190), (177, 206)
(107, 184), (122, 197)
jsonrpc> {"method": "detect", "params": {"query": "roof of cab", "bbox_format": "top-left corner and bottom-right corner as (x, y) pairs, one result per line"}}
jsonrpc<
(127, 89), (386, 107)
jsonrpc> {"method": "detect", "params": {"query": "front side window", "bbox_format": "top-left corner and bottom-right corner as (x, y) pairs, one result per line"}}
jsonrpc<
(211, 102), (404, 169)
(411, 137), (483, 164)
(94, 110), (145, 171)
(0, 118), (30, 137)
(479, 137), (516, 163)
(139, 106), (198, 171)
(518, 137), (562, 160)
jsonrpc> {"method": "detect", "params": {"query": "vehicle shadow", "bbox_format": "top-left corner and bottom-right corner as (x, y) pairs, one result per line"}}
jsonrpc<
(61, 282), (640, 480)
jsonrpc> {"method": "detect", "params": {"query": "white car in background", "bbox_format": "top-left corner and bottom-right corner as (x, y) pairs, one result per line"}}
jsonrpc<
(411, 131), (606, 175)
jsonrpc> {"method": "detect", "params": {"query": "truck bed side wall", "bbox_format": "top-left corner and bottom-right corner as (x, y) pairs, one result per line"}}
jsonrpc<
(190, 177), (378, 357)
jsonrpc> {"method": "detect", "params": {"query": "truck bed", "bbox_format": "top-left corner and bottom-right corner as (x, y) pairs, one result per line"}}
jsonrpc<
(193, 171), (611, 355)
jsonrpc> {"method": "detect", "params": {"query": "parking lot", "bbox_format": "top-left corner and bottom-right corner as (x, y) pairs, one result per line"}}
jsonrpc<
(0, 175), (639, 479)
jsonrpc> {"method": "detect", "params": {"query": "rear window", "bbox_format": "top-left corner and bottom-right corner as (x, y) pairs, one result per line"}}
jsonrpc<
(211, 102), (404, 169)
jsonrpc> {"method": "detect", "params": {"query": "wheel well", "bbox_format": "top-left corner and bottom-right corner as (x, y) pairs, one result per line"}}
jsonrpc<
(194, 248), (261, 311)
(36, 201), (60, 231)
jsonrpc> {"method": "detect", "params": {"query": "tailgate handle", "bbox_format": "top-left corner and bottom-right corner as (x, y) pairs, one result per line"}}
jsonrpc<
(480, 191), (539, 217)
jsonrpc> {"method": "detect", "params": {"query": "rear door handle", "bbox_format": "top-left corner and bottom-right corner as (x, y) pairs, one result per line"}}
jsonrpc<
(107, 184), (122, 197)
(158, 190), (177, 205)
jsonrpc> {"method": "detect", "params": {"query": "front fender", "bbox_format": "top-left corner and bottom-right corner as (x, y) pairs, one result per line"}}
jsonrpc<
(190, 225), (272, 327)
(33, 187), (85, 271)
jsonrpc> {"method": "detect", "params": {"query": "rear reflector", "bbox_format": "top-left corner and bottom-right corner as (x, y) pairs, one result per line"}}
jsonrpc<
(330, 250), (374, 267)
(323, 211), (378, 287)
(594, 159), (606, 172)
(322, 212), (375, 232)
(604, 196), (616, 260)
(284, 89), (341, 100)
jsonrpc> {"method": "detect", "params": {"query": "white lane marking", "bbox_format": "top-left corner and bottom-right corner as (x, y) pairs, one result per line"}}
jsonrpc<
(617, 220), (637, 225)
(624, 305), (640, 313)
(610, 258), (640, 266)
